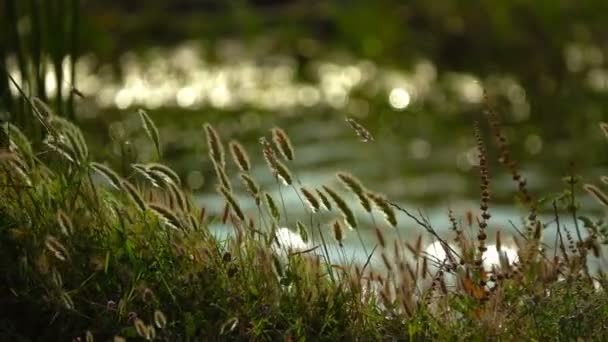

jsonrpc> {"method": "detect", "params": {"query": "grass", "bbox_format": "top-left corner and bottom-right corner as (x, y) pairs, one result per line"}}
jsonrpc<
(1, 95), (608, 341)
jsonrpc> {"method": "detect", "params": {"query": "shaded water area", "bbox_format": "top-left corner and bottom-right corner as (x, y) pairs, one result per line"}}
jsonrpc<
(8, 41), (608, 268)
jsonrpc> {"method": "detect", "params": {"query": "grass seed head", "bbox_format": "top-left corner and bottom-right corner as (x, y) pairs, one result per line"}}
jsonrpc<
(337, 172), (371, 212)
(138, 109), (161, 159)
(323, 185), (357, 229)
(229, 140), (251, 172)
(300, 187), (320, 213)
(271, 127), (295, 161)
(204, 123), (225, 167)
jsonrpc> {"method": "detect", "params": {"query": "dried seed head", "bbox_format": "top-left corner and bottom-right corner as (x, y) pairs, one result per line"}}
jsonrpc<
(296, 221), (309, 243)
(265, 192), (280, 221)
(134, 319), (147, 339)
(271, 158), (292, 186)
(45, 235), (68, 261)
(56, 210), (73, 236)
(584, 184), (608, 206)
(147, 163), (181, 186)
(154, 310), (167, 329)
(300, 187), (320, 213)
(260, 143), (292, 186)
(368, 192), (397, 227)
(316, 189), (332, 211)
(271, 127), (295, 161)
(345, 116), (374, 142)
(323, 185), (357, 229)
(333, 220), (344, 247)
(204, 123), (225, 167)
(337, 172), (371, 212)
(229, 140), (251, 172)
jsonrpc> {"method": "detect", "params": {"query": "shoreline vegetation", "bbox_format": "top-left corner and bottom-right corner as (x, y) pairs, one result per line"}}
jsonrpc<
(1, 89), (608, 340)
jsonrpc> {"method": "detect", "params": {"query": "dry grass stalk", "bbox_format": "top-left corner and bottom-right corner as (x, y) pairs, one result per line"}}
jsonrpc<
(229, 140), (251, 172)
(271, 127), (294, 161)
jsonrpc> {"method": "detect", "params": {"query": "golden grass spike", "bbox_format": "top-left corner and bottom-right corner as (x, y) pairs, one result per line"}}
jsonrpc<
(300, 187), (320, 213)
(204, 123), (225, 167)
(337, 172), (371, 212)
(345, 116), (374, 142)
(368, 192), (398, 227)
(90, 162), (122, 190)
(584, 184), (608, 206)
(271, 127), (295, 161)
(323, 185), (357, 229)
(229, 140), (251, 172)
(120, 180), (147, 212)
(138, 109), (161, 159)
(218, 186), (245, 222)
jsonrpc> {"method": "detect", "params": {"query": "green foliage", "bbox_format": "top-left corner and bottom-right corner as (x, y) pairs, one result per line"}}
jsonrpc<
(1, 101), (608, 340)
